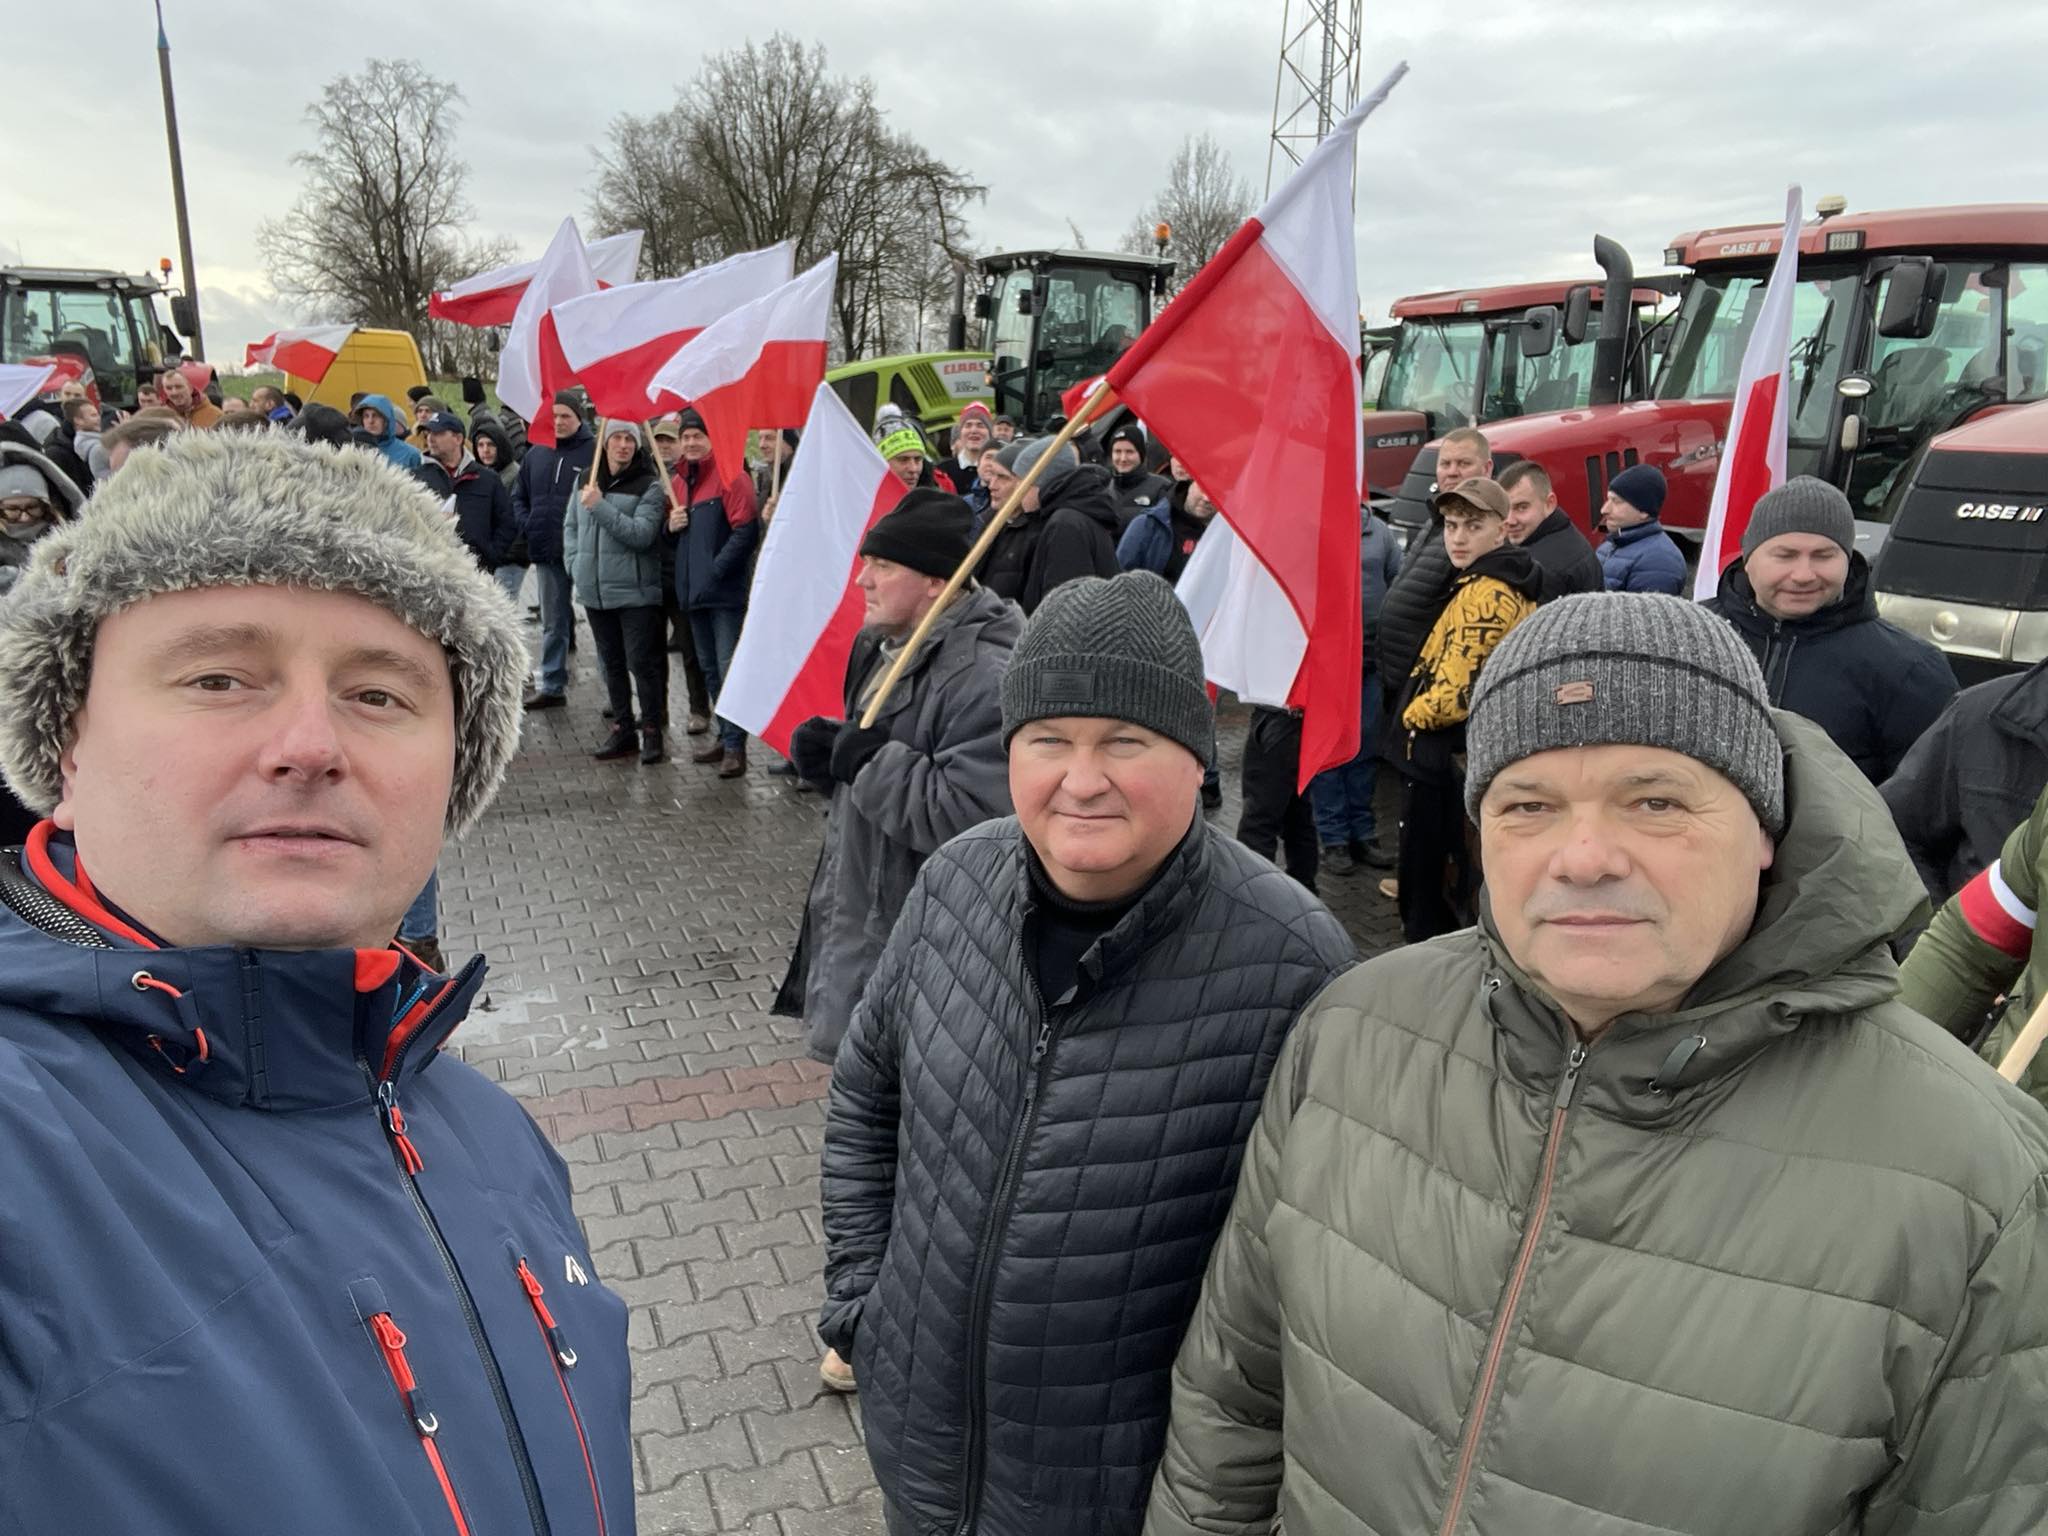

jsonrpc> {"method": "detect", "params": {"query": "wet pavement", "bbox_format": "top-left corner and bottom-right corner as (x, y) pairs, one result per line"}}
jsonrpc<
(439, 620), (1404, 1534)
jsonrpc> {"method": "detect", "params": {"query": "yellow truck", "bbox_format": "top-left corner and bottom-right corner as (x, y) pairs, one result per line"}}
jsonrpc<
(285, 328), (429, 412)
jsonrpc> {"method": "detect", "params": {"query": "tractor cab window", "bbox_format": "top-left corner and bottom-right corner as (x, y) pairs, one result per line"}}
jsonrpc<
(988, 268), (1036, 423)
(2005, 264), (2048, 404)
(1847, 261), (2002, 516)
(1655, 264), (1856, 479)
(1, 285), (143, 398)
(1381, 318), (1483, 428)
(1482, 319), (1613, 422)
(1033, 266), (1143, 420)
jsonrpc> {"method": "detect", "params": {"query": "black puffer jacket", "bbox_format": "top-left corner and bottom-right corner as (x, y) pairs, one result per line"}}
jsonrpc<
(1882, 658), (2048, 904)
(1518, 505), (1603, 599)
(1706, 554), (1956, 783)
(981, 463), (1121, 615)
(1376, 516), (1454, 691)
(820, 817), (1354, 1536)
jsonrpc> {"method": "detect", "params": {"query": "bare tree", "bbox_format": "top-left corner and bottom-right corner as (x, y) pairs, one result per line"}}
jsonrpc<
(586, 35), (983, 358)
(1120, 133), (1255, 289)
(259, 60), (510, 371)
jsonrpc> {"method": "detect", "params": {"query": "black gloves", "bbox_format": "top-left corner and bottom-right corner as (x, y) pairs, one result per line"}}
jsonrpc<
(461, 375), (488, 407)
(788, 716), (843, 790)
(829, 724), (890, 784)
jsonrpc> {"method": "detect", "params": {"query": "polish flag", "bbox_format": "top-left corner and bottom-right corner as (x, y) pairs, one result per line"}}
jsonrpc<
(650, 255), (837, 481)
(552, 244), (796, 421)
(1060, 372), (1116, 421)
(497, 218), (598, 447)
(1109, 64), (1407, 789)
(0, 363), (55, 421)
(244, 323), (356, 382)
(430, 230), (643, 326)
(1694, 186), (1803, 600)
(716, 381), (906, 754)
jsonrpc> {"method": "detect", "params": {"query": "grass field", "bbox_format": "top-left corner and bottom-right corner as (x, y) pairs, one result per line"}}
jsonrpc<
(227, 372), (509, 414)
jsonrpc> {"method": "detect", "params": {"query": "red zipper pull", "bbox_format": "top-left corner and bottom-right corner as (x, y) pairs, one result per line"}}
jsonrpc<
(376, 1079), (426, 1175)
(517, 1258), (578, 1368)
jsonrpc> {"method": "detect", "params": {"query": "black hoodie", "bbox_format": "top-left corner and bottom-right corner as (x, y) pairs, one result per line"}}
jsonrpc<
(981, 462), (1121, 616)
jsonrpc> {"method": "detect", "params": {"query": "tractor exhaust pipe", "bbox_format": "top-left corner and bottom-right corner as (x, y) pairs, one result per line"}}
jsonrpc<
(1590, 234), (1633, 407)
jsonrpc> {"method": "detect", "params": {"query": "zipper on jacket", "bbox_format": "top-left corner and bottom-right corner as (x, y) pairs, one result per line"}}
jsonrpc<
(369, 1310), (476, 1536)
(954, 940), (1060, 1536)
(362, 981), (555, 1536)
(517, 1258), (607, 1536)
(1436, 1040), (1586, 1536)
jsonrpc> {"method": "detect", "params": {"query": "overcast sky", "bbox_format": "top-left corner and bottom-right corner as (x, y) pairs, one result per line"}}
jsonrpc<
(9, 0), (2048, 372)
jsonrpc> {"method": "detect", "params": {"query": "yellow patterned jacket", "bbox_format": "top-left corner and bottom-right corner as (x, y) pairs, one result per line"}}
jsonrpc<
(1400, 561), (1541, 733)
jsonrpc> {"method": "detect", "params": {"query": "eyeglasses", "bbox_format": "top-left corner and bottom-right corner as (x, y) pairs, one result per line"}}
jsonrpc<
(0, 499), (50, 523)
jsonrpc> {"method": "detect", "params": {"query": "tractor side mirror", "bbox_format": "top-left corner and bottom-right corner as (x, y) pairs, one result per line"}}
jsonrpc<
(1519, 305), (1560, 360)
(1877, 257), (1946, 340)
(169, 294), (199, 338)
(972, 293), (991, 320)
(1561, 286), (1593, 347)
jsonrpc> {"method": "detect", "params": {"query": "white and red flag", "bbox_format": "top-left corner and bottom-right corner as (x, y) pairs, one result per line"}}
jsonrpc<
(1694, 185), (1803, 599)
(429, 229), (642, 327)
(1108, 63), (1406, 789)
(0, 363), (55, 421)
(244, 324), (356, 382)
(650, 255), (837, 480)
(552, 244), (796, 422)
(497, 218), (598, 447)
(715, 381), (907, 754)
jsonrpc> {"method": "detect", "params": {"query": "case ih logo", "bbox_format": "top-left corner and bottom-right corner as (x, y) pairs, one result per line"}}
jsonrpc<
(1954, 500), (2048, 523)
(1367, 430), (1424, 450)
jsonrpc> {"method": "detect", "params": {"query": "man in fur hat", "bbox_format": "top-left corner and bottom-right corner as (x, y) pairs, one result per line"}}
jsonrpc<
(0, 431), (633, 1536)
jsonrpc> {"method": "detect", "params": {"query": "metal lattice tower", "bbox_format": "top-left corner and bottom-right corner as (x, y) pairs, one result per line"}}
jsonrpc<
(1266, 0), (1365, 193)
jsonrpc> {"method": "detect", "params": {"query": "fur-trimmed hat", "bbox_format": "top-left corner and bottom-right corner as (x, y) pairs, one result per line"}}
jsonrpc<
(0, 431), (527, 835)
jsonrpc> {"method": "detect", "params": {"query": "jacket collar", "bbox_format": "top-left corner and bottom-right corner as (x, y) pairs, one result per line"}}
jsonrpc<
(1472, 712), (1920, 1124)
(1608, 516), (1668, 547)
(3, 824), (485, 1111)
(1990, 656), (2048, 748)
(1011, 810), (1210, 1006)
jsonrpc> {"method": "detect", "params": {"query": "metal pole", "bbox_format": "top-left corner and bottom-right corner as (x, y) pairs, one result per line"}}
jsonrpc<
(156, 0), (204, 359)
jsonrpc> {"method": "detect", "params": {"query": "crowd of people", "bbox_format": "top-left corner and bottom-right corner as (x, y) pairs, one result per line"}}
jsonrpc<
(2, 360), (2047, 1535)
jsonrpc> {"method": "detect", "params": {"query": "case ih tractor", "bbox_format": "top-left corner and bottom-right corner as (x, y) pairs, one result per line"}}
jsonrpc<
(1386, 202), (2048, 562)
(1363, 275), (1671, 496)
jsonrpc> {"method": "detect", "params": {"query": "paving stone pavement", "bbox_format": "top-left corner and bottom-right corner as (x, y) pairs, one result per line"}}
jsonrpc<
(437, 616), (1406, 1535)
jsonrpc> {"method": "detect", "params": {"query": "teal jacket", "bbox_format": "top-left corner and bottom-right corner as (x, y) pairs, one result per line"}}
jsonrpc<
(563, 469), (666, 610)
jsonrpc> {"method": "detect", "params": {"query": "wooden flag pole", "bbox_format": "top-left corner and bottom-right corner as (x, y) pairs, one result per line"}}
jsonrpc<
(858, 385), (1113, 729)
(586, 414), (605, 489)
(1996, 991), (2048, 1083)
(644, 423), (684, 518)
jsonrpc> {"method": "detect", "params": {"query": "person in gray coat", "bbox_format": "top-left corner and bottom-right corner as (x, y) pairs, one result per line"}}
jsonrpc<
(775, 489), (1024, 1074)
(564, 421), (670, 764)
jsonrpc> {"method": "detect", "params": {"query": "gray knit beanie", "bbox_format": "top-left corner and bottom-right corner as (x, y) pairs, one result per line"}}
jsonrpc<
(1740, 475), (1855, 558)
(1011, 436), (1079, 489)
(1464, 592), (1785, 835)
(0, 430), (527, 835)
(1001, 571), (1215, 766)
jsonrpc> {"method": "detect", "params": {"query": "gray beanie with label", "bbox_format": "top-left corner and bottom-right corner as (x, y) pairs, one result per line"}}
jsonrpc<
(1001, 571), (1215, 767)
(1463, 592), (1785, 835)
(1740, 474), (1856, 558)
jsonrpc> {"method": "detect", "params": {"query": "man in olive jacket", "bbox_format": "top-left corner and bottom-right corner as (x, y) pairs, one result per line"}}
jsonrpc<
(1148, 593), (2048, 1536)
(822, 572), (1354, 1536)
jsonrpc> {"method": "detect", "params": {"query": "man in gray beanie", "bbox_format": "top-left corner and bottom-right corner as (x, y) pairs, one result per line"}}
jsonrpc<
(821, 570), (1353, 1536)
(0, 431), (636, 1535)
(1704, 473), (1953, 781)
(979, 433), (1120, 614)
(1150, 590), (2048, 1536)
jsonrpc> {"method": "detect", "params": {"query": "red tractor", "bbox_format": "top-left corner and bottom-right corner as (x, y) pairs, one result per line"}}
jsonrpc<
(1363, 275), (1670, 495)
(1386, 202), (2048, 564)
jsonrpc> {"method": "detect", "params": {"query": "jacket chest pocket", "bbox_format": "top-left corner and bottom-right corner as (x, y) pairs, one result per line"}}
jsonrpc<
(349, 1277), (478, 1536)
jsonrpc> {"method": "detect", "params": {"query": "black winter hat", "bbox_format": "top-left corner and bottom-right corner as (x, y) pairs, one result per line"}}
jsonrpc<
(1105, 422), (1146, 455)
(551, 389), (584, 416)
(1607, 463), (1667, 519)
(676, 407), (707, 433)
(858, 487), (973, 579)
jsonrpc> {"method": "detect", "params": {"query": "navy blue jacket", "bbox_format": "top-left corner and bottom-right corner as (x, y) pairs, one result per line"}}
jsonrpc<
(1707, 555), (1957, 784)
(1596, 517), (1687, 594)
(513, 423), (595, 567)
(673, 452), (759, 611)
(415, 452), (520, 570)
(0, 830), (633, 1536)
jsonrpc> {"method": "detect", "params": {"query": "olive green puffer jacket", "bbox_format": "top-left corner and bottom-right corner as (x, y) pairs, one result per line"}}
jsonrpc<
(1146, 713), (2048, 1536)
